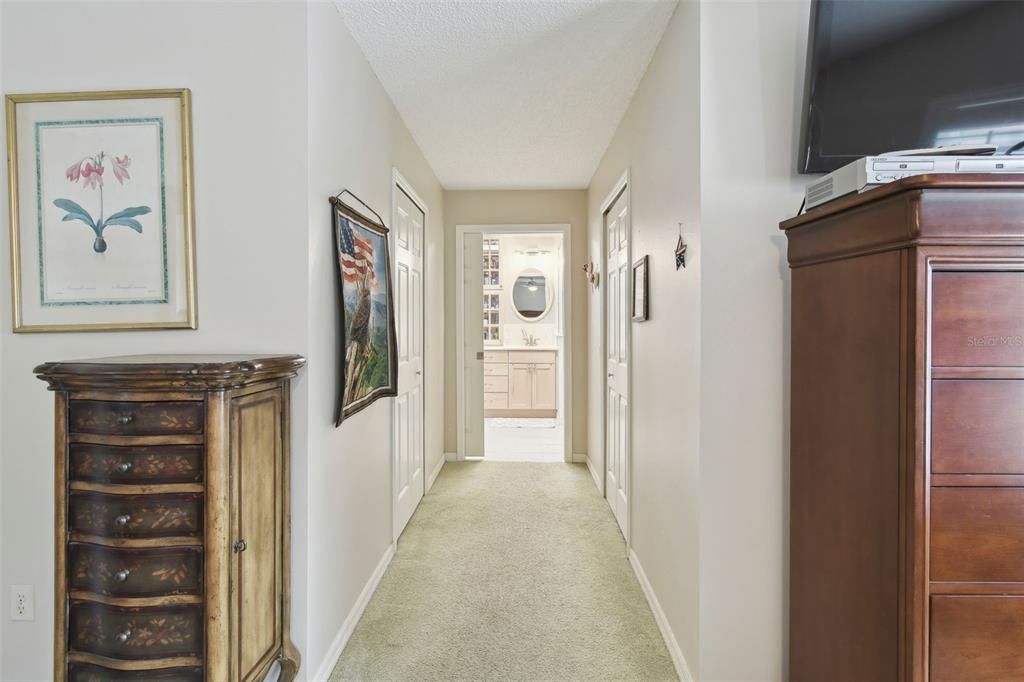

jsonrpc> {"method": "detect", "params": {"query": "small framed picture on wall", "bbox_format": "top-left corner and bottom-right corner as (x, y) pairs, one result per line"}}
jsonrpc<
(5, 88), (197, 332)
(632, 254), (649, 322)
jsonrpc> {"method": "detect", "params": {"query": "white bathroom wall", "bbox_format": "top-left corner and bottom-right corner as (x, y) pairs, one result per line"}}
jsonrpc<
(494, 233), (563, 348)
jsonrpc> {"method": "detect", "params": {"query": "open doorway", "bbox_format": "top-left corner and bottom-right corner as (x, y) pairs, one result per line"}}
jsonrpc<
(456, 225), (572, 463)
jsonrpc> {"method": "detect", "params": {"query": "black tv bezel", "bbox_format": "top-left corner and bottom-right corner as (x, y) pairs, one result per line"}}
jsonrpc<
(799, 0), (858, 175)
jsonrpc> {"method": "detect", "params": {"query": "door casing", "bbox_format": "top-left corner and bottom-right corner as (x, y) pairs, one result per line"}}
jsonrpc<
(455, 223), (573, 462)
(391, 168), (428, 543)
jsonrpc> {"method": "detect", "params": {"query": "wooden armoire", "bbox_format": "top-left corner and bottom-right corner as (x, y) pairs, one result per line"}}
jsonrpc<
(35, 354), (304, 682)
(782, 175), (1024, 682)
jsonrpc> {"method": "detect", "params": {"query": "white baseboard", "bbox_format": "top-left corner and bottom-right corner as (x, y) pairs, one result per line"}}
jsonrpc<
(310, 543), (396, 681)
(586, 455), (601, 492)
(628, 548), (694, 682)
(572, 452), (588, 463)
(426, 455), (445, 492)
(444, 451), (458, 462)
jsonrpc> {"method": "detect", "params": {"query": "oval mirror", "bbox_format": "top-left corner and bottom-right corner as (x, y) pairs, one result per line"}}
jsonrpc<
(512, 268), (552, 321)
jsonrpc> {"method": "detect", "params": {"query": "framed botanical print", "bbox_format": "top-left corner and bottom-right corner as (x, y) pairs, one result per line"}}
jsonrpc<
(5, 89), (197, 332)
(632, 254), (649, 322)
(331, 196), (398, 425)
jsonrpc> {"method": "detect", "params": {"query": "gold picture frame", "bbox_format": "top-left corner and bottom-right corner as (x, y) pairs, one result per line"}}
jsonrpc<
(5, 88), (197, 332)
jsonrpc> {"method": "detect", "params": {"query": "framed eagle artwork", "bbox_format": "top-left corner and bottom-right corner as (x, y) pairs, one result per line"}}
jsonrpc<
(330, 195), (398, 426)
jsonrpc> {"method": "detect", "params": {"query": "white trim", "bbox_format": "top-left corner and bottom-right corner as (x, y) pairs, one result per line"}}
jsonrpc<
(311, 543), (396, 681)
(426, 455), (445, 492)
(572, 452), (588, 463)
(599, 168), (633, 547)
(455, 223), (574, 463)
(391, 168), (429, 544)
(444, 451), (458, 462)
(586, 455), (602, 492)
(629, 548), (694, 682)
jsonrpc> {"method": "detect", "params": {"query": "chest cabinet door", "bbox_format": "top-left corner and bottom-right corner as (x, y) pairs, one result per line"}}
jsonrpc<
(229, 389), (284, 681)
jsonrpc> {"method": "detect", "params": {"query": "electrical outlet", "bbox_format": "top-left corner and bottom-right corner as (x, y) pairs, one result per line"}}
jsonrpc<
(11, 585), (34, 621)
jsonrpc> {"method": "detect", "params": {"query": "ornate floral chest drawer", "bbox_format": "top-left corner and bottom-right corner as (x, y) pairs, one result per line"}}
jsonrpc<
(36, 355), (305, 682)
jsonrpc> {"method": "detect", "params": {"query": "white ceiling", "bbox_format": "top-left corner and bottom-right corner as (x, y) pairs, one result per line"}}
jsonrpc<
(336, 0), (678, 190)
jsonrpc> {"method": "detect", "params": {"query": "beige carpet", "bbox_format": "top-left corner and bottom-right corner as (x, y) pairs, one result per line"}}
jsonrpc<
(329, 462), (678, 681)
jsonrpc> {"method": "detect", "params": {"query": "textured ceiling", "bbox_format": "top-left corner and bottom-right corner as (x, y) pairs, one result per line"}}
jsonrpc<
(336, 0), (677, 190)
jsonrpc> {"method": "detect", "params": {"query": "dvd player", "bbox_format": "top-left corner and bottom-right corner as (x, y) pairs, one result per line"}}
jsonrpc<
(805, 155), (1024, 210)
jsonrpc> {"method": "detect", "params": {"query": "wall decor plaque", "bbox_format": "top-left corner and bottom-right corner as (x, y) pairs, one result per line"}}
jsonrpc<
(6, 89), (197, 332)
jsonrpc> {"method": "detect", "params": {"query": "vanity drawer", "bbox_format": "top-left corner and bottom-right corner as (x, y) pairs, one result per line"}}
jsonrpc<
(932, 271), (1024, 367)
(70, 444), (204, 484)
(484, 376), (509, 393)
(508, 351), (556, 364)
(69, 663), (203, 682)
(931, 487), (1024, 582)
(69, 492), (203, 539)
(68, 601), (202, 660)
(932, 380), (1024, 474)
(69, 544), (202, 597)
(69, 400), (204, 436)
(484, 393), (508, 410)
(484, 363), (509, 376)
(931, 595), (1024, 682)
(484, 351), (508, 363)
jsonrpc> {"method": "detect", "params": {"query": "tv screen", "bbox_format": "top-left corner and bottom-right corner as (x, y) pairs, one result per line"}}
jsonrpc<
(800, 0), (1024, 174)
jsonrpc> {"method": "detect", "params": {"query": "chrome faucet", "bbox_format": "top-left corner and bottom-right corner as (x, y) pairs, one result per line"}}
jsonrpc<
(521, 329), (540, 347)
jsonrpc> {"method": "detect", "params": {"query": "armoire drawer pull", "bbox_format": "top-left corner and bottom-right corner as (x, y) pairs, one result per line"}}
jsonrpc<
(114, 514), (131, 527)
(233, 540), (247, 553)
(115, 413), (135, 425)
(114, 569), (130, 582)
(115, 629), (132, 644)
(116, 461), (132, 473)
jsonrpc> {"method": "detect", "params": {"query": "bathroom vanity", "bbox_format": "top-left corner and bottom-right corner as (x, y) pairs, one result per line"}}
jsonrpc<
(483, 348), (558, 417)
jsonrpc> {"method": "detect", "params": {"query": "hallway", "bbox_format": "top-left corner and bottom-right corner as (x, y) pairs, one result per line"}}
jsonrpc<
(330, 463), (677, 681)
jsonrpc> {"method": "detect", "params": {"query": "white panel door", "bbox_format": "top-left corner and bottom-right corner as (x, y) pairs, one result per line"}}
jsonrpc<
(462, 233), (485, 457)
(605, 187), (630, 539)
(393, 185), (425, 540)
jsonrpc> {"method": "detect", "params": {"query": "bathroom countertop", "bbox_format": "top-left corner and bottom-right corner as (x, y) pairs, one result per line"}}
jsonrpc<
(485, 345), (559, 352)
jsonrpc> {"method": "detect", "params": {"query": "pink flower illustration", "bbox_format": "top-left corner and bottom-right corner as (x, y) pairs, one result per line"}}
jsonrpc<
(112, 155), (131, 184)
(54, 150), (151, 253)
(81, 161), (104, 190)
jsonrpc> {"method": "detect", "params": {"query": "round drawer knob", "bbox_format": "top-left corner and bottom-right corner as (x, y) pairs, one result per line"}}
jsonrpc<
(116, 461), (132, 474)
(115, 629), (132, 644)
(114, 569), (130, 582)
(115, 414), (134, 425)
(114, 514), (131, 527)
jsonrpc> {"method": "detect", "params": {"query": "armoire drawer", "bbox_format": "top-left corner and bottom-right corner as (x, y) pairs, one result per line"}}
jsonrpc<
(932, 380), (1024, 474)
(69, 400), (204, 436)
(69, 544), (202, 597)
(931, 595), (1024, 681)
(69, 443), (204, 484)
(69, 492), (203, 539)
(931, 271), (1024, 367)
(68, 601), (203, 660)
(68, 663), (203, 682)
(931, 487), (1024, 581)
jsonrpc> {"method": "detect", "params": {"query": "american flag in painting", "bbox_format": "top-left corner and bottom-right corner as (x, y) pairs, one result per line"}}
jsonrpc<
(339, 217), (375, 283)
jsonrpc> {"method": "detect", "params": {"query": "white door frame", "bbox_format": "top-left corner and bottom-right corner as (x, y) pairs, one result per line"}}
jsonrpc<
(455, 223), (574, 462)
(391, 168), (428, 543)
(599, 169), (632, 545)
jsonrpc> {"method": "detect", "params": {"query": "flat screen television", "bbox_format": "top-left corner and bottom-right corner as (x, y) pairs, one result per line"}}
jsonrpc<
(800, 0), (1024, 174)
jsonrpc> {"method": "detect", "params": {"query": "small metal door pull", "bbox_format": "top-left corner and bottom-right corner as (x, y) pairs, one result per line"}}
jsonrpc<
(233, 539), (247, 553)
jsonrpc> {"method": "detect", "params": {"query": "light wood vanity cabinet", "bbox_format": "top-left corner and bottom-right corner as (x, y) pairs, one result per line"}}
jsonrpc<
(36, 354), (304, 682)
(484, 350), (556, 417)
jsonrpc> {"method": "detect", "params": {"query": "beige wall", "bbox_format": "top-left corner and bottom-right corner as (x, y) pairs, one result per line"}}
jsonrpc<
(305, 2), (445, 676)
(698, 2), (809, 680)
(443, 190), (588, 456)
(586, 1), (701, 677)
(0, 3), (310, 678)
